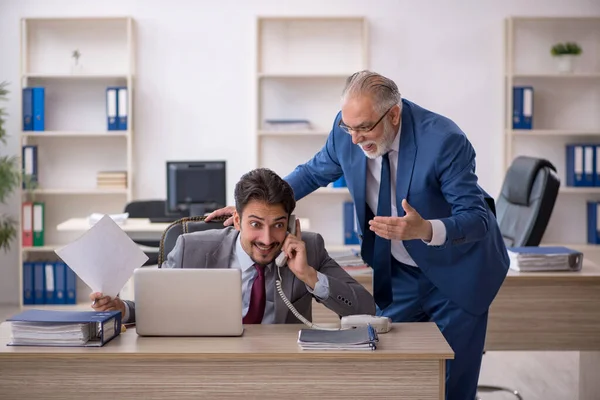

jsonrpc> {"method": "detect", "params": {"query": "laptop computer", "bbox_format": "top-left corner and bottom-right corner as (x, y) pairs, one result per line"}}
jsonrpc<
(133, 268), (244, 337)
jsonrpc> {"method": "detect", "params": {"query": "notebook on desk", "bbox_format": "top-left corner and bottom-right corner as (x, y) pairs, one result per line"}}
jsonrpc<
(297, 325), (378, 351)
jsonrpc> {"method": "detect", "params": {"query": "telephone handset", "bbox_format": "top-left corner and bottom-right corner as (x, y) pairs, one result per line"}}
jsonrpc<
(273, 214), (391, 333)
(275, 215), (296, 268)
(273, 215), (340, 331)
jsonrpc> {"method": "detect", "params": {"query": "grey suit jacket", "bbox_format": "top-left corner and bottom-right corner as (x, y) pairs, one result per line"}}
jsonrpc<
(124, 227), (375, 324)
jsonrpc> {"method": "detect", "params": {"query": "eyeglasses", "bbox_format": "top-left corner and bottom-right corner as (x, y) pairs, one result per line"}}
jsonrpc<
(338, 105), (395, 134)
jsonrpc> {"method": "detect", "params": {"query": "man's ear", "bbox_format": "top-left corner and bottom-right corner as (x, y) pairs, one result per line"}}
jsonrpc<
(391, 104), (401, 125)
(233, 211), (241, 231)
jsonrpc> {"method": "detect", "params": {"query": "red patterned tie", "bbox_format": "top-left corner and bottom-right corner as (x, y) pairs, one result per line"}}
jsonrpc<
(242, 263), (266, 324)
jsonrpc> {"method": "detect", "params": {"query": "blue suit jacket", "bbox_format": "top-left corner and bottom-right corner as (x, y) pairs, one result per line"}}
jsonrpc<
(285, 99), (509, 315)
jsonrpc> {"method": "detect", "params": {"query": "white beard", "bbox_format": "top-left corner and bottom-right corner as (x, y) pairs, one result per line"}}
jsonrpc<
(359, 120), (397, 159)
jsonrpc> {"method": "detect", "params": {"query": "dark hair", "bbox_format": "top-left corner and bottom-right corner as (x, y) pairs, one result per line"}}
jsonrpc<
(234, 168), (296, 217)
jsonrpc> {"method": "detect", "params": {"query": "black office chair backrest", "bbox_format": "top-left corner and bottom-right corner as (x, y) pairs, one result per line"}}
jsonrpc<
(124, 200), (169, 266)
(124, 200), (167, 219)
(496, 156), (560, 247)
(158, 215), (229, 267)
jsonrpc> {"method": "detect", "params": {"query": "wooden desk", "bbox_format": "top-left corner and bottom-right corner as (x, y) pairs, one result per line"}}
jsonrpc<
(0, 323), (453, 400)
(313, 259), (600, 399)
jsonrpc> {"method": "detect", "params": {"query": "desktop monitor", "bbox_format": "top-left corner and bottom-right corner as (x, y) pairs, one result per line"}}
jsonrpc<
(166, 161), (226, 217)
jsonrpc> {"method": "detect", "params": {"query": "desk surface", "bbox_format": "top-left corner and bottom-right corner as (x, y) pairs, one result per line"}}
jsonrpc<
(0, 322), (453, 360)
(57, 217), (171, 233)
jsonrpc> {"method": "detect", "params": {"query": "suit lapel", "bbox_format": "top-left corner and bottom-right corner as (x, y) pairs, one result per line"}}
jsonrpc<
(204, 229), (238, 269)
(396, 102), (417, 216)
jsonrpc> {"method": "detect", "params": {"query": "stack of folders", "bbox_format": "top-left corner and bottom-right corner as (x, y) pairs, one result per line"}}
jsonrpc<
(6, 310), (122, 347)
(507, 246), (583, 272)
(297, 325), (378, 351)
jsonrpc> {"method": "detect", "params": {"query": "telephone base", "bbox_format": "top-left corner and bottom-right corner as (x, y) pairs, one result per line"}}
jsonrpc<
(340, 314), (392, 334)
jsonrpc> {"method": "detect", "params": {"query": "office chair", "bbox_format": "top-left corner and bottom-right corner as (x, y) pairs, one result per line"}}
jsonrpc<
(477, 156), (560, 400)
(157, 215), (229, 267)
(124, 200), (169, 266)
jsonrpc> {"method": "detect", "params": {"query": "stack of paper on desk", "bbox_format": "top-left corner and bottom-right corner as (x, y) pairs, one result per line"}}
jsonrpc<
(6, 309), (122, 347)
(507, 246), (583, 272)
(297, 325), (378, 351)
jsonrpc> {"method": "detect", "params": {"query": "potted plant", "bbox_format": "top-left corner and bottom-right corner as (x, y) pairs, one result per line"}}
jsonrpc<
(551, 42), (582, 73)
(0, 81), (21, 252)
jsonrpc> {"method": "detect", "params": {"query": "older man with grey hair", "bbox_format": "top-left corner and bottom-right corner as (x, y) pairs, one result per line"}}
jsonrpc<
(209, 70), (509, 400)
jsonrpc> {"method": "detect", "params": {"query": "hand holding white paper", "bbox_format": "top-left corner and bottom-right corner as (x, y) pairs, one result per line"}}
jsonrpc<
(55, 214), (149, 298)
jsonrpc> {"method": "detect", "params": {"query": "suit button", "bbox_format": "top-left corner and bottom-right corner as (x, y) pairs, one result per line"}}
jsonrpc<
(337, 295), (343, 300)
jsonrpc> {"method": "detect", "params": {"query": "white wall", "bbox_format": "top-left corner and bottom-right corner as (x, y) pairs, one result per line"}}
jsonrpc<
(1, 0), (598, 304)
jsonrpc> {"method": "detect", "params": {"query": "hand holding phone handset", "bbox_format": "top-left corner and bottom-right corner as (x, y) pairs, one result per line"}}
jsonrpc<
(274, 216), (340, 331)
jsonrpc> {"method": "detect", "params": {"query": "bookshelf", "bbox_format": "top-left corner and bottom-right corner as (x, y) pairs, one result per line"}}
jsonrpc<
(256, 16), (368, 248)
(504, 16), (600, 246)
(18, 17), (136, 306)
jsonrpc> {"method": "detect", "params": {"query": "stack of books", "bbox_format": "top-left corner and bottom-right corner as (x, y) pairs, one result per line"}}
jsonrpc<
(297, 325), (378, 351)
(507, 246), (583, 272)
(97, 171), (127, 189)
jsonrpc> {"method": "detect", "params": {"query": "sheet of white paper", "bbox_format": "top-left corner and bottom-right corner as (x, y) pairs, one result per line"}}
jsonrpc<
(55, 214), (149, 298)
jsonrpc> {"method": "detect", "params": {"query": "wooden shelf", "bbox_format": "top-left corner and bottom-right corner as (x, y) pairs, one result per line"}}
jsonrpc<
(28, 188), (128, 195)
(21, 245), (62, 253)
(23, 73), (129, 79)
(258, 130), (329, 137)
(559, 187), (600, 194)
(509, 129), (600, 136)
(21, 131), (129, 138)
(509, 73), (600, 79)
(258, 72), (352, 79)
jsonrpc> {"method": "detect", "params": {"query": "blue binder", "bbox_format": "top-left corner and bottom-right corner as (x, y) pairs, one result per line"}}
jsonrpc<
(595, 146), (600, 187)
(6, 309), (122, 347)
(566, 144), (594, 187)
(343, 202), (360, 245)
(22, 88), (33, 131)
(512, 86), (533, 130)
(117, 86), (128, 130)
(65, 263), (77, 304)
(106, 87), (118, 130)
(54, 262), (66, 304)
(333, 176), (347, 188)
(44, 262), (55, 304)
(32, 87), (45, 131)
(587, 202), (600, 244)
(33, 262), (45, 304)
(22, 262), (34, 305)
(22, 145), (38, 188)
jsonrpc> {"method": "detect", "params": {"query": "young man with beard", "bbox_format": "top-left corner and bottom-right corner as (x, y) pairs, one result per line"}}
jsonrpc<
(91, 168), (375, 325)
(207, 71), (509, 400)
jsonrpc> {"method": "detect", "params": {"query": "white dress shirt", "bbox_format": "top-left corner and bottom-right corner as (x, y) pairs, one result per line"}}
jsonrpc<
(233, 234), (330, 323)
(365, 125), (447, 267)
(122, 235), (331, 323)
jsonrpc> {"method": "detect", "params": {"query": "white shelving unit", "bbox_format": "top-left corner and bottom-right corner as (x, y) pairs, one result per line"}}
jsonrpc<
(256, 16), (368, 248)
(18, 17), (136, 305)
(504, 16), (600, 246)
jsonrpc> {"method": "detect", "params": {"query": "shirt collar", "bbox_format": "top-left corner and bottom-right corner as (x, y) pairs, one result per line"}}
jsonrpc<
(235, 233), (272, 272)
(389, 123), (401, 154)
